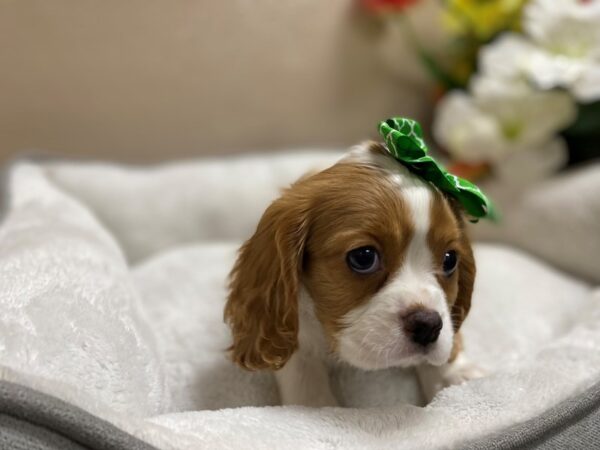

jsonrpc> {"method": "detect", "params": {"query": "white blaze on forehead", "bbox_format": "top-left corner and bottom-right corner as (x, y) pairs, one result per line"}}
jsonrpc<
(405, 185), (432, 235)
(402, 184), (433, 274)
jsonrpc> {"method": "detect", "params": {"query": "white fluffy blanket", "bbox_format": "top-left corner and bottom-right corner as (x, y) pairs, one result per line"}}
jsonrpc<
(1, 154), (599, 449)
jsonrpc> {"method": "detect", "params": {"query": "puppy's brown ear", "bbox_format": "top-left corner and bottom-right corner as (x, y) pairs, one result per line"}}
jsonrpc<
(224, 191), (309, 371)
(447, 197), (476, 333)
(453, 237), (475, 332)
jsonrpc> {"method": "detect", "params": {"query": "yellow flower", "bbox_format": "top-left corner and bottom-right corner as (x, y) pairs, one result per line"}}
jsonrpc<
(444, 0), (528, 41)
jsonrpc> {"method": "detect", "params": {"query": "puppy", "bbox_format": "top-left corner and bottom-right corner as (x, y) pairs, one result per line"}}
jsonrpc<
(224, 142), (482, 406)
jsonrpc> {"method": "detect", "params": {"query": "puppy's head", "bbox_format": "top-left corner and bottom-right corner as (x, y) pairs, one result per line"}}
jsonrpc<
(225, 143), (475, 371)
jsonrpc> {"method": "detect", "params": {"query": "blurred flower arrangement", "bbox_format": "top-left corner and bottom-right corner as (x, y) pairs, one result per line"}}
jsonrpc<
(361, 0), (600, 182)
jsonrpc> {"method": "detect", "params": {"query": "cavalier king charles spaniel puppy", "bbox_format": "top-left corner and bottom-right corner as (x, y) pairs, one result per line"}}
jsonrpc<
(224, 142), (483, 406)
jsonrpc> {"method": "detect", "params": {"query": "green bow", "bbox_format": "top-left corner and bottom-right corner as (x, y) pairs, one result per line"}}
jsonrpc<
(378, 117), (496, 222)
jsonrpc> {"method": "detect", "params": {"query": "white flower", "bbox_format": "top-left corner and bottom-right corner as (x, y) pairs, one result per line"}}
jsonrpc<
(472, 76), (577, 150)
(525, 0), (600, 60)
(433, 92), (504, 163)
(479, 34), (585, 91)
(478, 0), (600, 102)
(433, 80), (576, 163)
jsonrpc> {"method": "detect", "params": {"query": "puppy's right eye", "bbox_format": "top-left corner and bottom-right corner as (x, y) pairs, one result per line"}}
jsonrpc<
(346, 246), (380, 274)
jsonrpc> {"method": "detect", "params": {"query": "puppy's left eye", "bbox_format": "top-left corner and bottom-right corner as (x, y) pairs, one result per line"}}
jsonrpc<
(346, 246), (380, 274)
(442, 250), (458, 276)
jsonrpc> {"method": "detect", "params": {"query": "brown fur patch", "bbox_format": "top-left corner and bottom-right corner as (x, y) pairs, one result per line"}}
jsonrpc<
(364, 140), (388, 157)
(427, 191), (476, 334)
(449, 332), (463, 363)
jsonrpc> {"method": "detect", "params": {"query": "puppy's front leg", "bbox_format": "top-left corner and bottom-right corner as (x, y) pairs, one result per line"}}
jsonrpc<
(275, 351), (338, 407)
(416, 334), (486, 403)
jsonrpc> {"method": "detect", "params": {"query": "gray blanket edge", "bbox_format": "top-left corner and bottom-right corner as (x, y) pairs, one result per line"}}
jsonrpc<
(0, 378), (598, 449)
(464, 379), (600, 449)
(0, 381), (157, 450)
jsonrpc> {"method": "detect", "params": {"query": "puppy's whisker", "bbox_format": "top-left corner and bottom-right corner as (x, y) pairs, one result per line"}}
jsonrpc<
(357, 329), (375, 361)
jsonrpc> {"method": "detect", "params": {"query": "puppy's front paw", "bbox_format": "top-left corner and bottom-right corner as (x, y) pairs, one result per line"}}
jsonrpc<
(442, 357), (487, 387)
(417, 355), (487, 403)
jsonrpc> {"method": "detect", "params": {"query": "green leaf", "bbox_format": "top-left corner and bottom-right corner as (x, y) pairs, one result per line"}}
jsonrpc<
(378, 117), (497, 221)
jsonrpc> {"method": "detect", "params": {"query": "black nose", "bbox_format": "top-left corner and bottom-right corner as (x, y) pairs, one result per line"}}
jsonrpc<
(403, 309), (443, 346)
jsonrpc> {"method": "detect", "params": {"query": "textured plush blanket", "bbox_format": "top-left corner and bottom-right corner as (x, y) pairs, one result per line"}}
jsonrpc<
(0, 154), (599, 449)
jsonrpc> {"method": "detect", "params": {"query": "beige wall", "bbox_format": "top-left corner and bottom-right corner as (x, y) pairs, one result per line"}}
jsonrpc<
(0, 0), (438, 163)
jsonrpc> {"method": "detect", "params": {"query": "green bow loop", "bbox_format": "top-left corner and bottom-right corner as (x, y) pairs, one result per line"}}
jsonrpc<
(378, 117), (497, 222)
